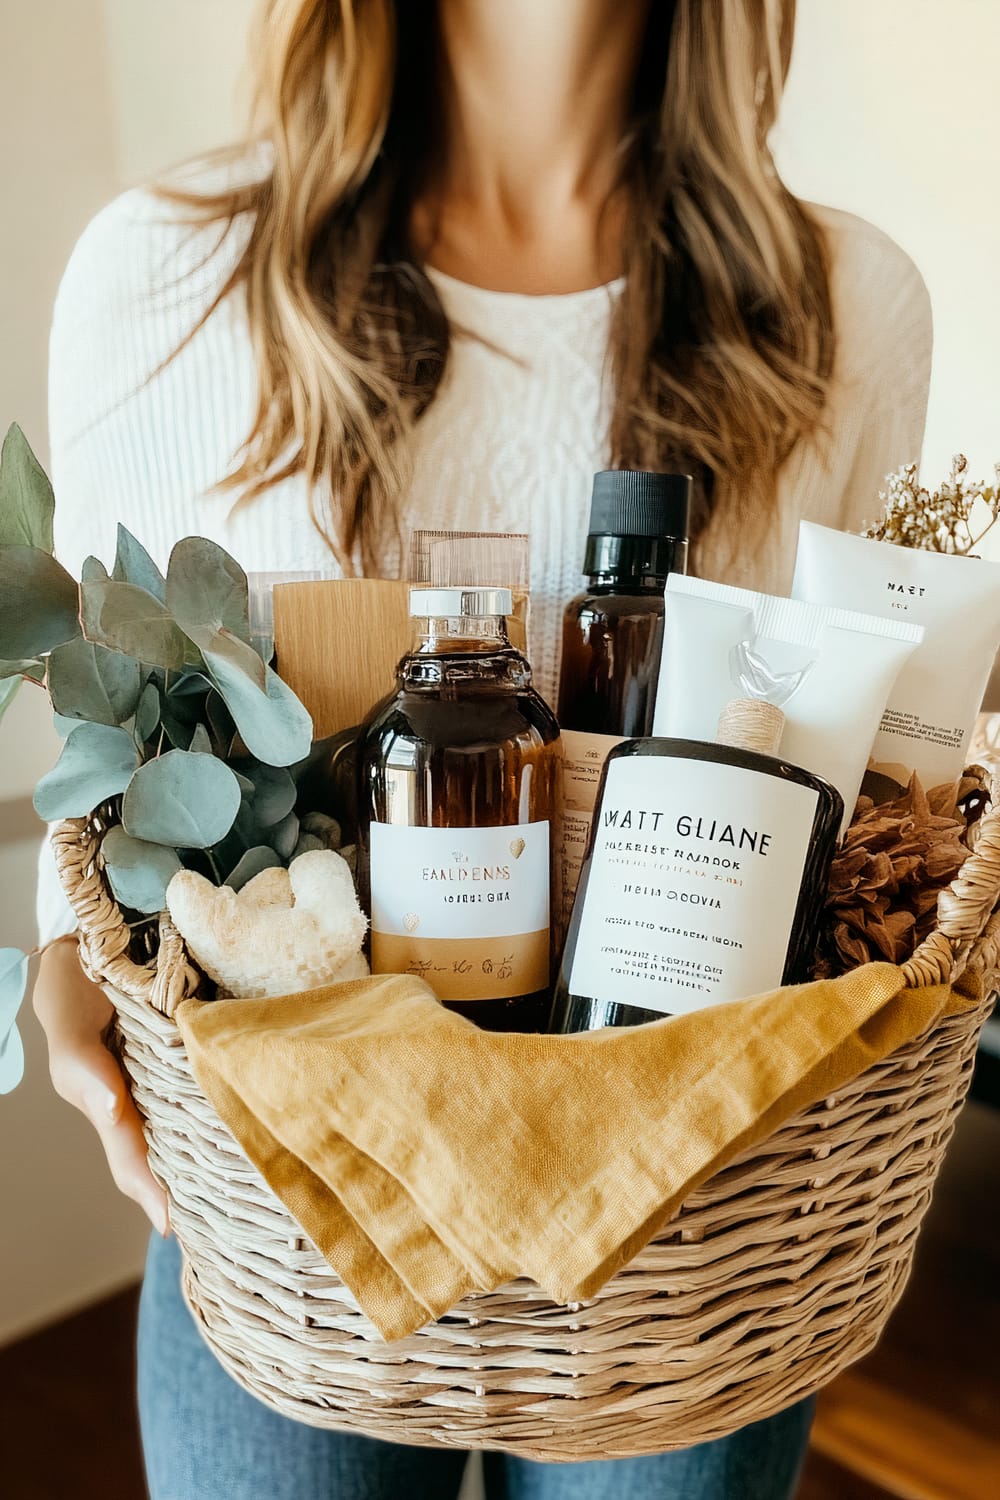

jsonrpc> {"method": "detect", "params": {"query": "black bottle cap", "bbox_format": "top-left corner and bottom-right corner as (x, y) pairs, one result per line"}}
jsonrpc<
(589, 470), (692, 541)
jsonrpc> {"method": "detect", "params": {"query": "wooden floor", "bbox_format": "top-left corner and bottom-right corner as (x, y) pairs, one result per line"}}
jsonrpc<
(1, 1100), (997, 1500)
(0, 1283), (146, 1500)
(808, 1096), (1000, 1500)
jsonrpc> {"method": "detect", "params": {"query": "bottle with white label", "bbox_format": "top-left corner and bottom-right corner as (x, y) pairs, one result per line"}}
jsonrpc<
(358, 586), (561, 1031)
(555, 470), (691, 941)
(548, 698), (842, 1032)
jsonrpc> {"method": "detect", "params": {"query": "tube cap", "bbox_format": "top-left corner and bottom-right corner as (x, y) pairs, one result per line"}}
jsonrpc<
(408, 586), (513, 618)
(589, 470), (692, 540)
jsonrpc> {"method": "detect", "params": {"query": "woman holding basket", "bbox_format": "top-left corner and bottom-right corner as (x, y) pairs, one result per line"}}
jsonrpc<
(34, 1), (931, 1495)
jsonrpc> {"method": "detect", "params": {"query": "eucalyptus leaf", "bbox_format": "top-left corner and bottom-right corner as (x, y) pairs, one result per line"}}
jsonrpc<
(301, 811), (342, 846)
(0, 659), (45, 731)
(81, 555), (110, 585)
(243, 762), (297, 827)
(201, 623), (266, 691)
(218, 790), (292, 871)
(134, 681), (162, 744)
(164, 677), (207, 724)
(204, 651), (312, 768)
(205, 689), (237, 757)
(102, 826), (181, 915)
(159, 674), (213, 749)
(121, 749), (241, 850)
(33, 722), (140, 820)
(158, 708), (193, 750)
(0, 545), (80, 658)
(168, 670), (212, 698)
(0, 1015), (24, 1094)
(47, 636), (142, 726)
(0, 675), (19, 725)
(166, 536), (252, 647)
(0, 947), (29, 1095)
(271, 810), (300, 860)
(113, 525), (166, 602)
(53, 712), (84, 739)
(292, 832), (325, 859)
(81, 577), (188, 670)
(232, 796), (265, 842)
(0, 425), (54, 552)
(0, 657), (43, 681)
(206, 823), (252, 884)
(225, 845), (283, 891)
(189, 723), (213, 755)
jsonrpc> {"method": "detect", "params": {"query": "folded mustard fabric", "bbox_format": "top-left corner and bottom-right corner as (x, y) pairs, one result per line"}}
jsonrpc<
(176, 964), (977, 1341)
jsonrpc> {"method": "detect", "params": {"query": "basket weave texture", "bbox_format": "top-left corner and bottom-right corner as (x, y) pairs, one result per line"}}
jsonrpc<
(53, 788), (1000, 1462)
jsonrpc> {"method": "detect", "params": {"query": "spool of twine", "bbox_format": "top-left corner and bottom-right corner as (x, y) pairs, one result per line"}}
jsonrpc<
(716, 697), (785, 756)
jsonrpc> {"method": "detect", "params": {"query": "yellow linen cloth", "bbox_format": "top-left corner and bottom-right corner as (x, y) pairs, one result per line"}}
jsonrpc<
(175, 963), (977, 1341)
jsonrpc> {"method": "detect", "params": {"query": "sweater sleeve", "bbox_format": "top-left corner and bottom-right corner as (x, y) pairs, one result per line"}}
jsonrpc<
(37, 184), (249, 945)
(38, 191), (210, 944)
(46, 186), (244, 573)
(35, 205), (129, 945)
(829, 216), (934, 536)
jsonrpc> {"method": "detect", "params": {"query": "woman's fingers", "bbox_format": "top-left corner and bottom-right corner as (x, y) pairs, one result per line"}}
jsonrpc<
(53, 1035), (170, 1235)
(34, 939), (170, 1234)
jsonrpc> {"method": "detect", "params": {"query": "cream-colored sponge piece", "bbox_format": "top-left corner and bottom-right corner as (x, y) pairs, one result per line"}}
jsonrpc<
(166, 849), (369, 999)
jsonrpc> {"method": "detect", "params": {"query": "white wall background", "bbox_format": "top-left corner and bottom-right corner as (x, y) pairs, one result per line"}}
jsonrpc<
(774, 0), (1000, 515)
(0, 0), (251, 1348)
(101, 0), (252, 183)
(1, 0), (998, 1353)
(0, 0), (145, 1347)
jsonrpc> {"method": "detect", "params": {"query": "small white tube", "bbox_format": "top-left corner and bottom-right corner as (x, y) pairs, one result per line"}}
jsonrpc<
(653, 575), (923, 832)
(792, 522), (1000, 794)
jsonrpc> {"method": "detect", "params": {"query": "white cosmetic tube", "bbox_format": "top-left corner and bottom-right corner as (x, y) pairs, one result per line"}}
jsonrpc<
(792, 522), (1000, 793)
(652, 575), (923, 832)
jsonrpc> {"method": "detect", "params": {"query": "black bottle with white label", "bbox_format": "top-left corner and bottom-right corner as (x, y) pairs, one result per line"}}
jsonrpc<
(548, 698), (842, 1033)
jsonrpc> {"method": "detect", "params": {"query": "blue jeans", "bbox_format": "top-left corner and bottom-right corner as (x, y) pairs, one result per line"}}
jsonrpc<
(139, 1234), (814, 1499)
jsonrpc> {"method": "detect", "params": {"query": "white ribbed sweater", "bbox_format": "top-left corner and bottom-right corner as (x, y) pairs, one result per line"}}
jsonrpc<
(38, 187), (932, 941)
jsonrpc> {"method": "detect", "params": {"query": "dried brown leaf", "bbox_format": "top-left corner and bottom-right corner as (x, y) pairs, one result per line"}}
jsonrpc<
(815, 766), (988, 977)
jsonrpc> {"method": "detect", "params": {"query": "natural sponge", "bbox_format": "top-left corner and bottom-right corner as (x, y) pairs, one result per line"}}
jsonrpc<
(166, 849), (368, 999)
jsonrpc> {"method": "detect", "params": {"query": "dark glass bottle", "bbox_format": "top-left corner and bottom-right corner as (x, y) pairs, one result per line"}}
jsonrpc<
(358, 587), (561, 1032)
(549, 699), (843, 1033)
(558, 471), (692, 737)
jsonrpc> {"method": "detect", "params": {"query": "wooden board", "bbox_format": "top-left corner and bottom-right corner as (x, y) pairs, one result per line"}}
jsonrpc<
(272, 579), (412, 740)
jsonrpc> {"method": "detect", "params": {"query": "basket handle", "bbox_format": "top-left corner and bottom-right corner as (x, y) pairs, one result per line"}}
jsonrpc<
(901, 774), (1000, 989)
(51, 816), (199, 1017)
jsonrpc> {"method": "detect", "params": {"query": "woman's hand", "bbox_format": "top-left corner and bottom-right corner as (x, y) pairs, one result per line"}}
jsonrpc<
(33, 938), (169, 1235)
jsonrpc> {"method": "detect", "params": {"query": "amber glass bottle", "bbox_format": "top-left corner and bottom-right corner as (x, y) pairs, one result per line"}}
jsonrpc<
(358, 587), (561, 1032)
(558, 471), (692, 737)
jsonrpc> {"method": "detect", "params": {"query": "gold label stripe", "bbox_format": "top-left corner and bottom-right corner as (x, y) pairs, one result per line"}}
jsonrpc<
(371, 929), (550, 1001)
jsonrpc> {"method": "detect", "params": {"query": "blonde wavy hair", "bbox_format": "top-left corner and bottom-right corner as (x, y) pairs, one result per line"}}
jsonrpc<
(169, 0), (833, 575)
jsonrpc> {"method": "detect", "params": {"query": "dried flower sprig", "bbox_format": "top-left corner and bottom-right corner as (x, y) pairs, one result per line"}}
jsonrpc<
(863, 454), (1000, 555)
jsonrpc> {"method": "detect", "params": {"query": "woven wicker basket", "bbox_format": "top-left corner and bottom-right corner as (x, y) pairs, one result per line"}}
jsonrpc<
(52, 789), (1000, 1463)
